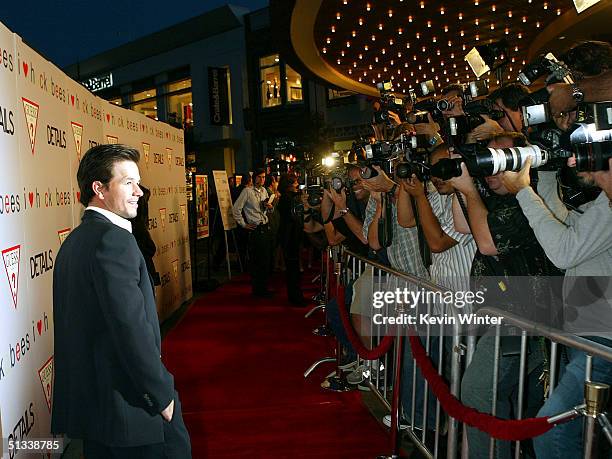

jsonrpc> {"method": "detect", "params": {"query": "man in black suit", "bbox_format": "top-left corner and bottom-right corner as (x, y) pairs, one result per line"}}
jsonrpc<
(52, 144), (191, 458)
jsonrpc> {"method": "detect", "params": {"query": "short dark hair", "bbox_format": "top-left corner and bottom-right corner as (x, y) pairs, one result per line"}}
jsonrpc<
(77, 144), (140, 206)
(488, 83), (529, 111)
(278, 173), (298, 194)
(253, 167), (266, 177)
(562, 40), (612, 77)
(441, 84), (464, 97)
(488, 131), (528, 147)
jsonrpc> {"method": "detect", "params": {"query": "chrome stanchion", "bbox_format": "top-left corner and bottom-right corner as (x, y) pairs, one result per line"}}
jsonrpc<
(583, 381), (609, 459)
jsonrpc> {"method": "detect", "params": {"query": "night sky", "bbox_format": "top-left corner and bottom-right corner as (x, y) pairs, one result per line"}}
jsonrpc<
(0, 0), (269, 68)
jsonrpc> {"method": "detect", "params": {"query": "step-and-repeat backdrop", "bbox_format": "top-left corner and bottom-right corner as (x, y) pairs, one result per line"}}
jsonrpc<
(0, 21), (192, 457)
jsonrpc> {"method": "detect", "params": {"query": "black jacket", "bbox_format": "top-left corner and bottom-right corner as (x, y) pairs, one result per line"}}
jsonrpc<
(51, 210), (174, 447)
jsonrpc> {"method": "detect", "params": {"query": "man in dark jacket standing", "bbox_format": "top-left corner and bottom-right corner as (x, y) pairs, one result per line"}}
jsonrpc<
(52, 144), (191, 458)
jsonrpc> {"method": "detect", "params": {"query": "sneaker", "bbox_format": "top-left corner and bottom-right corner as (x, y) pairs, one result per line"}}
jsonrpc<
(382, 414), (410, 431)
(346, 365), (366, 385)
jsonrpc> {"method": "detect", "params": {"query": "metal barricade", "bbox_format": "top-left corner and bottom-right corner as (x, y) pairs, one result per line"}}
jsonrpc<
(339, 249), (612, 459)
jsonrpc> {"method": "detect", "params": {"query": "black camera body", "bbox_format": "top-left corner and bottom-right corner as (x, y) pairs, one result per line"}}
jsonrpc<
(374, 81), (406, 125)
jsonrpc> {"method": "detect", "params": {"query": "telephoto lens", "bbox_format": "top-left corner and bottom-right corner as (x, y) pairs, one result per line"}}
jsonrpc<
(395, 162), (414, 179)
(429, 158), (463, 181)
(574, 141), (612, 172)
(360, 165), (378, 179)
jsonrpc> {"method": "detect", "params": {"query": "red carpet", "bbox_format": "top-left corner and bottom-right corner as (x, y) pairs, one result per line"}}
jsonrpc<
(162, 269), (391, 458)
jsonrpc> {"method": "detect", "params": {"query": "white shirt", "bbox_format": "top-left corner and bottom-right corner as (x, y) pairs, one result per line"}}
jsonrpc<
(86, 206), (133, 233)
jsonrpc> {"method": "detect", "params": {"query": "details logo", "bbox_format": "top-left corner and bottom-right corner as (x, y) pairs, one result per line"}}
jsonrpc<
(7, 402), (35, 459)
(172, 259), (179, 281)
(38, 356), (54, 413)
(22, 98), (39, 154)
(71, 122), (83, 161)
(58, 228), (71, 246)
(180, 204), (187, 222)
(142, 142), (150, 169)
(2, 245), (20, 309)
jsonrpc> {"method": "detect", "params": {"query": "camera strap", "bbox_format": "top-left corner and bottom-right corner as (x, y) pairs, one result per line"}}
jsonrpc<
(323, 203), (336, 224)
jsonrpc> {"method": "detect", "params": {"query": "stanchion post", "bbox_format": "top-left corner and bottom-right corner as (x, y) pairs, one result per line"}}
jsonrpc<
(583, 381), (609, 458)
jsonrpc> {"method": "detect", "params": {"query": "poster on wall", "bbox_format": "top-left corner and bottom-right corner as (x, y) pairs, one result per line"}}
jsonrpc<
(212, 170), (236, 231)
(195, 175), (209, 239)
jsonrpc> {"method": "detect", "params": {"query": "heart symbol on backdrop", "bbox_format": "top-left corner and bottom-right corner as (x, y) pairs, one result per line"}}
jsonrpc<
(23, 62), (28, 77)
(106, 114), (111, 122)
(29, 192), (34, 207)
(71, 95), (75, 106)
(76, 191), (81, 203)
(37, 320), (42, 335)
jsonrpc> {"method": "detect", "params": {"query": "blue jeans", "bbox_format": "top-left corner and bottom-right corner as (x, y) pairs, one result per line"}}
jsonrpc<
(461, 334), (545, 459)
(533, 339), (612, 459)
(325, 283), (357, 362)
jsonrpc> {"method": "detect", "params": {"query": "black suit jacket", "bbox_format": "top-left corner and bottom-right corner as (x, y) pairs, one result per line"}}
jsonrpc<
(52, 210), (174, 447)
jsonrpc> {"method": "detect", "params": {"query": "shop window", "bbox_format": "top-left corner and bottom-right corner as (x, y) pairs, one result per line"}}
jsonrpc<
(167, 78), (193, 128)
(131, 88), (157, 120)
(285, 65), (303, 104)
(260, 54), (281, 108)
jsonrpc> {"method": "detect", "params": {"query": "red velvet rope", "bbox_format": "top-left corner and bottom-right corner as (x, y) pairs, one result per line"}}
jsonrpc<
(335, 283), (395, 361)
(408, 334), (554, 441)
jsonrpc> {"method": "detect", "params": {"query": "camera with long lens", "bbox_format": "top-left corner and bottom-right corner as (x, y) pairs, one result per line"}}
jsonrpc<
(374, 81), (406, 125)
(437, 80), (490, 112)
(569, 101), (612, 172)
(429, 143), (572, 181)
(445, 99), (505, 146)
(360, 141), (398, 178)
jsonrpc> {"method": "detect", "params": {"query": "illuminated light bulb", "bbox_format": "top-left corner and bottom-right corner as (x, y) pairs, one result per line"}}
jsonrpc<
(522, 60), (526, 65)
(416, 32), (420, 38)
(511, 57), (515, 63)
(543, 2), (548, 9)
(371, 34), (376, 41)
(383, 67), (387, 72)
(404, 77), (407, 81)
(515, 46), (519, 51)
(398, 28), (403, 34)
(363, 71), (367, 75)
(388, 9), (393, 17)
(536, 22), (541, 27)
(505, 27), (509, 35)
(390, 39), (394, 45)
(508, 11), (513, 18)
(405, 62), (408, 67)
(522, 16), (526, 22)
(372, 79), (376, 83)
(431, 67), (435, 72)
(344, 0), (348, 4)
(474, 0), (478, 5)
(427, 21), (432, 28)
(444, 25), (449, 32)
(475, 18), (479, 26)
(409, 15), (413, 22)
(441, 61), (445, 66)
(406, 42), (411, 48)
(448, 40), (452, 46)
(359, 17), (363, 25)
(557, 8), (561, 15)
(378, 23), (383, 30)
(410, 71), (414, 76)
(427, 57), (431, 63)
(437, 49), (441, 55)
(460, 30), (464, 36)
(465, 65), (469, 70)
(433, 36), (437, 43)
(444, 69), (447, 74)
(453, 63), (457, 68)
(414, 55), (417, 60)
(418, 64), (422, 70)
(364, 45), (369, 50)
(337, 59), (341, 64)
(359, 53), (363, 59)
(440, 7), (445, 15)
(353, 62), (357, 67)
(518, 33), (522, 39)
(492, 4), (496, 11)
(358, 77), (362, 82)
(398, 69), (401, 74)
(326, 37), (331, 43)
(446, 77), (450, 82)
(435, 76), (439, 80)
(336, 12), (341, 20)
(366, 3), (371, 11)
(491, 23), (495, 30)
(331, 26), (336, 32)
(375, 56), (379, 62)
(347, 41), (351, 47)
(423, 73), (427, 78)
(459, 12), (463, 20)
(450, 53), (454, 58)
(341, 50), (345, 56)
(455, 71), (458, 76)
(348, 69), (352, 74)
(391, 60), (394, 65)
(476, 34), (480, 41)
(462, 44), (466, 50)
(382, 48), (386, 54)
(422, 46), (426, 52)
(352, 30), (357, 37)
(397, 52), (402, 57)
(322, 48), (327, 54)
(420, 1), (425, 9)
(377, 73), (381, 78)
(369, 64), (373, 69)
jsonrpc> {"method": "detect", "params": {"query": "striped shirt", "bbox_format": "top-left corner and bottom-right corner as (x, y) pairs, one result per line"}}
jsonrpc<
(426, 187), (477, 293)
(363, 197), (429, 278)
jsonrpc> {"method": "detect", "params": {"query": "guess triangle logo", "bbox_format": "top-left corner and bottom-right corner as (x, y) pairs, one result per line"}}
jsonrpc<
(58, 228), (71, 246)
(106, 135), (118, 145)
(38, 356), (54, 413)
(2, 245), (21, 309)
(22, 98), (39, 154)
(71, 122), (83, 161)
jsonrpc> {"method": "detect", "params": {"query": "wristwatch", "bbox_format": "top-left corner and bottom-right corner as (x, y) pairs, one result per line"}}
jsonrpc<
(571, 83), (584, 104)
(338, 208), (349, 216)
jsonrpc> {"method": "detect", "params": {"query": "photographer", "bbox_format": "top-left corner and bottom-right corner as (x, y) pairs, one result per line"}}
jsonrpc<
(502, 154), (612, 459)
(361, 165), (428, 277)
(450, 132), (563, 459)
(277, 173), (308, 306)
